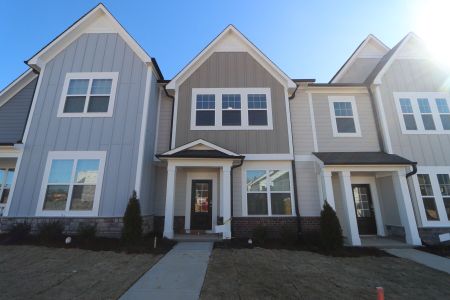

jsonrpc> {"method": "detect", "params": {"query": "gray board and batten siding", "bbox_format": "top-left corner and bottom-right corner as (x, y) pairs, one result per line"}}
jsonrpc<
(174, 52), (290, 154)
(9, 33), (154, 217)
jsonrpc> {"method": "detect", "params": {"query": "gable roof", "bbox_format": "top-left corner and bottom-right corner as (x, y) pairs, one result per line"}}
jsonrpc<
(156, 139), (243, 159)
(166, 25), (296, 93)
(0, 68), (37, 109)
(26, 3), (155, 72)
(366, 32), (428, 84)
(330, 34), (390, 83)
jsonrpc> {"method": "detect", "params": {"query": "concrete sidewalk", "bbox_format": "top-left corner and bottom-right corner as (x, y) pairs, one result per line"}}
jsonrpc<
(120, 242), (213, 300)
(385, 248), (450, 275)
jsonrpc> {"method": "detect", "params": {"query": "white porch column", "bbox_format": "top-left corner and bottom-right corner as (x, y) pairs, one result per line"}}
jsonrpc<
(338, 171), (361, 246)
(321, 170), (336, 209)
(222, 165), (232, 239)
(392, 170), (421, 245)
(163, 163), (176, 239)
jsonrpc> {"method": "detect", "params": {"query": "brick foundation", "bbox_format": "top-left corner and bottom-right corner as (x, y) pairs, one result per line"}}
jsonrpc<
(231, 217), (298, 238)
(299, 217), (321, 232)
(0, 215), (154, 238)
(418, 227), (450, 245)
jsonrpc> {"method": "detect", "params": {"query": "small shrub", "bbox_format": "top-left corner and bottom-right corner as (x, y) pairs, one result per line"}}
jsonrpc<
(8, 222), (31, 242)
(252, 225), (268, 245)
(122, 191), (143, 244)
(279, 225), (297, 244)
(77, 223), (97, 241)
(298, 232), (322, 248)
(37, 221), (64, 243)
(320, 201), (343, 251)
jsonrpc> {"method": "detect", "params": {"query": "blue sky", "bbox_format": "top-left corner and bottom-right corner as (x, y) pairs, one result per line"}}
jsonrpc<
(0, 0), (429, 89)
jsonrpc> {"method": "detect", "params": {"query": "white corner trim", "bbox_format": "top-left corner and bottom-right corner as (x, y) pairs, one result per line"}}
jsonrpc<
(134, 68), (153, 196)
(190, 87), (273, 131)
(163, 139), (240, 157)
(0, 69), (37, 109)
(153, 88), (163, 158)
(307, 92), (319, 152)
(170, 86), (179, 149)
(372, 85), (393, 153)
(22, 65), (45, 145)
(328, 95), (362, 137)
(56, 72), (119, 118)
(35, 151), (107, 217)
(284, 89), (294, 156)
(241, 160), (295, 217)
(166, 25), (296, 91)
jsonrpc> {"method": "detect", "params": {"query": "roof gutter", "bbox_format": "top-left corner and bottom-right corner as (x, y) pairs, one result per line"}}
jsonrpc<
(366, 84), (386, 152)
(288, 84), (299, 100)
(406, 163), (417, 178)
(160, 84), (175, 150)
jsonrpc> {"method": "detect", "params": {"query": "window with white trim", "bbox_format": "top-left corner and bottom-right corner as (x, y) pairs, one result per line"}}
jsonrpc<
(394, 92), (450, 134)
(191, 88), (273, 130)
(58, 72), (118, 117)
(37, 151), (106, 216)
(0, 168), (14, 213)
(328, 96), (361, 137)
(245, 169), (293, 216)
(415, 167), (450, 226)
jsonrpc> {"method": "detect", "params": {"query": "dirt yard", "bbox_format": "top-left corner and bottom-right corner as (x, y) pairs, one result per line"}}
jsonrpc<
(201, 248), (450, 299)
(0, 245), (160, 299)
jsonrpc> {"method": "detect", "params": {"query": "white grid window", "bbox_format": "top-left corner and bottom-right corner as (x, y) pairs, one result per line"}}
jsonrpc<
(58, 72), (118, 118)
(37, 151), (106, 217)
(191, 88), (273, 130)
(394, 92), (450, 134)
(195, 94), (215, 126)
(0, 168), (14, 215)
(328, 96), (361, 137)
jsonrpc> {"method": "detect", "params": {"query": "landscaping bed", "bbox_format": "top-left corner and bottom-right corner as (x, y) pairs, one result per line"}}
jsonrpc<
(214, 237), (391, 257)
(0, 232), (175, 254)
(201, 247), (450, 299)
(416, 244), (450, 258)
(0, 245), (160, 299)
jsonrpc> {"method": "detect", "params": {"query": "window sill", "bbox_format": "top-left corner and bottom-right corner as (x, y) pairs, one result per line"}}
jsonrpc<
(191, 125), (273, 131)
(332, 133), (362, 138)
(243, 215), (296, 217)
(57, 113), (113, 118)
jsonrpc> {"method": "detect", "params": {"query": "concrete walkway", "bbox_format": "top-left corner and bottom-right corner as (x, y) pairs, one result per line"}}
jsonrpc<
(120, 242), (213, 300)
(385, 248), (450, 275)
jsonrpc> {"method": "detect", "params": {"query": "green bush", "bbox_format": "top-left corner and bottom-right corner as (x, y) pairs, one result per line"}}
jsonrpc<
(37, 221), (64, 243)
(121, 191), (143, 244)
(77, 223), (97, 241)
(8, 222), (31, 242)
(279, 225), (297, 244)
(252, 225), (268, 245)
(320, 201), (343, 250)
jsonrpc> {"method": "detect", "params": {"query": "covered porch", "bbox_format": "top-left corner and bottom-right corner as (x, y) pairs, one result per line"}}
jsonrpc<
(0, 145), (20, 216)
(315, 152), (422, 246)
(156, 139), (244, 239)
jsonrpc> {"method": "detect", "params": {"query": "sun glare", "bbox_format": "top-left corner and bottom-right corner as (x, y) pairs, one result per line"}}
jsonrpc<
(414, 0), (450, 68)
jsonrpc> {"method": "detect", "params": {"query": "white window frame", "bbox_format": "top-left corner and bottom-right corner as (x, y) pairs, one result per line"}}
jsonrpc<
(412, 166), (450, 227)
(328, 96), (361, 137)
(190, 88), (273, 130)
(36, 151), (106, 217)
(0, 168), (14, 214)
(394, 92), (450, 134)
(241, 161), (295, 217)
(57, 72), (119, 118)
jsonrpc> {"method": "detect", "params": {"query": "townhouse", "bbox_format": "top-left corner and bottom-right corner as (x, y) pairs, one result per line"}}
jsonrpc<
(0, 4), (448, 245)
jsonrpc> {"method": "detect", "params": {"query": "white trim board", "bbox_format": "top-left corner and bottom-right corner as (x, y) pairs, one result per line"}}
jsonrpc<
(162, 139), (240, 157)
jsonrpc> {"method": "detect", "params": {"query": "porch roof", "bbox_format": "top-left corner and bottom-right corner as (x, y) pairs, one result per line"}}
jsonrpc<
(313, 152), (415, 166)
(156, 149), (244, 159)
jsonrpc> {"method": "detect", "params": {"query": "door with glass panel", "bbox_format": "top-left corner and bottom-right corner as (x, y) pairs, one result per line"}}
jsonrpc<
(0, 168), (14, 215)
(190, 180), (212, 230)
(351, 184), (377, 235)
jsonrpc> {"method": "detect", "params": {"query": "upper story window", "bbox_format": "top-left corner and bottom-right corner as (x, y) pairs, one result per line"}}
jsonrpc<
(58, 72), (119, 118)
(394, 92), (450, 134)
(328, 96), (361, 137)
(191, 88), (273, 130)
(36, 151), (106, 217)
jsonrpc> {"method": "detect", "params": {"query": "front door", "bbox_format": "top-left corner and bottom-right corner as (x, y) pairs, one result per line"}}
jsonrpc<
(191, 180), (212, 230)
(352, 184), (377, 235)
